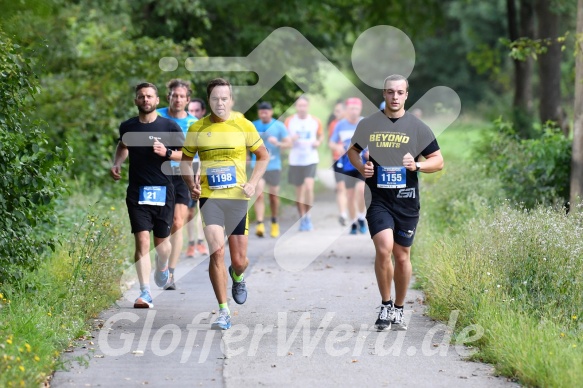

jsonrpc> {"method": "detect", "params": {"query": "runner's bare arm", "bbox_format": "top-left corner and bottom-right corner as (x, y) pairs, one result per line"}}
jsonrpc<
(313, 128), (325, 148)
(403, 150), (444, 173)
(347, 145), (374, 178)
(242, 144), (269, 197)
(110, 141), (128, 181)
(328, 139), (344, 154)
(153, 138), (183, 161)
(180, 153), (201, 198)
(270, 135), (292, 149)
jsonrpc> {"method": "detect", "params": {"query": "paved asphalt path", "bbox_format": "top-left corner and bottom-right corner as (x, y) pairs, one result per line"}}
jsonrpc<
(51, 170), (518, 387)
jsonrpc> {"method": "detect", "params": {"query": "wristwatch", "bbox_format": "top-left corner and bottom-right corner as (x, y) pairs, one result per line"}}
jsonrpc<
(165, 148), (173, 160)
(415, 162), (421, 171)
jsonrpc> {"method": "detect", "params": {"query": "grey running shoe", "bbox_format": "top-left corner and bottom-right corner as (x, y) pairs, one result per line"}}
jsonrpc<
(211, 308), (231, 330)
(375, 304), (392, 331)
(391, 307), (408, 331)
(229, 265), (247, 304)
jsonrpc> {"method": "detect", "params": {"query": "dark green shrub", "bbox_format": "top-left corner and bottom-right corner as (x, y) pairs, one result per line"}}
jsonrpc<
(0, 30), (70, 283)
(478, 117), (571, 208)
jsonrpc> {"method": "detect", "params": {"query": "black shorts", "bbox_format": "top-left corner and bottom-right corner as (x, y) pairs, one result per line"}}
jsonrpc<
(263, 170), (281, 187)
(172, 171), (190, 206)
(366, 201), (419, 247)
(288, 164), (317, 186)
(199, 198), (248, 236)
(126, 193), (175, 238)
(336, 168), (365, 189)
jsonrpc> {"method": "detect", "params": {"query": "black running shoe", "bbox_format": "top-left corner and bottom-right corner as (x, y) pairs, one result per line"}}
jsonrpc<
(390, 307), (408, 331)
(375, 304), (392, 331)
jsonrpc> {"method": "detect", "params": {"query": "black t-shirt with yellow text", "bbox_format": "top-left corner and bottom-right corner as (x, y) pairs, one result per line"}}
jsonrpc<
(351, 110), (439, 216)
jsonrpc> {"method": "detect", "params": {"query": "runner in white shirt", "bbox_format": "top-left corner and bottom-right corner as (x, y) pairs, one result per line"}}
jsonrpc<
(285, 95), (323, 231)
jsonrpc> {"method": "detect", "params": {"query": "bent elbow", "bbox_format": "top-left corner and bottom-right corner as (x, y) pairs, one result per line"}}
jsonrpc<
(437, 159), (444, 171)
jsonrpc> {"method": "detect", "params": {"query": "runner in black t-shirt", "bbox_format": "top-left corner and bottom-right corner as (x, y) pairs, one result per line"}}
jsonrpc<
(110, 82), (185, 308)
(348, 74), (444, 331)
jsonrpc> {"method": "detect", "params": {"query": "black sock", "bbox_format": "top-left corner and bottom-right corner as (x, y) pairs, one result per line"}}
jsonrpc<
(188, 240), (195, 246)
(197, 239), (203, 244)
(382, 300), (392, 306)
(271, 217), (277, 223)
(394, 304), (403, 310)
(257, 220), (264, 224)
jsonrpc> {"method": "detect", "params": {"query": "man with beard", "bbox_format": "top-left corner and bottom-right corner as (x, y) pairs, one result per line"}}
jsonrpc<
(110, 82), (185, 308)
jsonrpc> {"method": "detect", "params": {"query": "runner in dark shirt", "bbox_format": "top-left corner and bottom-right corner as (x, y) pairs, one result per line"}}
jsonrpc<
(111, 82), (184, 308)
(348, 74), (444, 331)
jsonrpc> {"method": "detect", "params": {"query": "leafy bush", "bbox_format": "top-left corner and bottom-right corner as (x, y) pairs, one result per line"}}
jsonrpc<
(0, 199), (131, 386)
(6, 5), (206, 187)
(478, 117), (571, 208)
(417, 203), (583, 386)
(0, 29), (70, 283)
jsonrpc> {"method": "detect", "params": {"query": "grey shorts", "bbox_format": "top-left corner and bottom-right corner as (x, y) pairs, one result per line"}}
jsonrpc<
(288, 164), (317, 186)
(199, 198), (249, 236)
(263, 170), (282, 187)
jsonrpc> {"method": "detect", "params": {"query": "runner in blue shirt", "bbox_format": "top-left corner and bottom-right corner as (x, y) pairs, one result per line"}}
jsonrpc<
(329, 97), (368, 235)
(184, 98), (208, 257)
(250, 102), (291, 237)
(156, 79), (198, 290)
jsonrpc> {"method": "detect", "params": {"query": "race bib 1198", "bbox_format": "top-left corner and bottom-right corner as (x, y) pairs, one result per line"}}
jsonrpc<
(207, 166), (236, 189)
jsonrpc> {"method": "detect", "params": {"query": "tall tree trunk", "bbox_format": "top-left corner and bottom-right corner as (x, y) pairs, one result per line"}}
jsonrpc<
(535, 0), (563, 130)
(515, 0), (534, 113)
(509, 0), (535, 137)
(570, 0), (583, 205)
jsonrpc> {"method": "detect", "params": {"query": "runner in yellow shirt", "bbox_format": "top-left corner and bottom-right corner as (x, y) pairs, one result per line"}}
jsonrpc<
(180, 78), (269, 330)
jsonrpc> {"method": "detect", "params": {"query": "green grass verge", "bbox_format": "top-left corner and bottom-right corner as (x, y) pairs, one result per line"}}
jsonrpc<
(414, 115), (583, 387)
(0, 190), (133, 386)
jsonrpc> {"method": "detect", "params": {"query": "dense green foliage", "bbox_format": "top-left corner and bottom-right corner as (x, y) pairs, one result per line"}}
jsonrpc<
(0, 29), (70, 282)
(0, 0), (576, 186)
(4, 5), (206, 186)
(478, 118), (571, 208)
(0, 0), (580, 385)
(416, 119), (582, 387)
(0, 194), (132, 386)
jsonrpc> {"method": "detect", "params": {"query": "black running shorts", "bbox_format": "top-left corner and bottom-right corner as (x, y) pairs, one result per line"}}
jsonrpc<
(199, 198), (249, 236)
(126, 194), (175, 238)
(366, 201), (419, 247)
(172, 173), (190, 206)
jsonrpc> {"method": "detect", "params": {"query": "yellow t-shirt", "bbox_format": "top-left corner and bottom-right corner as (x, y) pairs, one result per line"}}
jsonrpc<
(182, 112), (263, 200)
